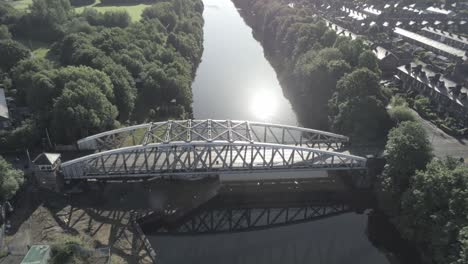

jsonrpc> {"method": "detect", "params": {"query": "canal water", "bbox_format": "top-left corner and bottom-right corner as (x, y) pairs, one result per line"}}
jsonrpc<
(146, 0), (406, 263)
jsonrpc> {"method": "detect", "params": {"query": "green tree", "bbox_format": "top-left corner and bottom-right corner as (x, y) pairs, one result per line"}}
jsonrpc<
(0, 25), (11, 40)
(26, 66), (114, 114)
(15, 0), (74, 41)
(29, 0), (73, 25)
(329, 68), (390, 140)
(334, 37), (366, 66)
(414, 95), (434, 118)
(0, 40), (30, 71)
(383, 121), (433, 193)
(142, 3), (178, 30)
(102, 10), (131, 28)
(0, 2), (19, 25)
(397, 158), (468, 264)
(358, 50), (381, 75)
(388, 105), (416, 123)
(101, 63), (136, 121)
(320, 29), (337, 47)
(0, 156), (24, 201)
(52, 80), (118, 142)
(331, 96), (391, 141)
(334, 68), (383, 100)
(0, 119), (40, 151)
(11, 58), (54, 104)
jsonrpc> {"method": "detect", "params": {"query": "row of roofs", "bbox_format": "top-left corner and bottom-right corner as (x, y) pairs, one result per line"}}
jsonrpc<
(339, 6), (467, 28)
(397, 63), (468, 120)
(355, 3), (458, 16)
(393, 27), (467, 61)
(420, 26), (468, 50)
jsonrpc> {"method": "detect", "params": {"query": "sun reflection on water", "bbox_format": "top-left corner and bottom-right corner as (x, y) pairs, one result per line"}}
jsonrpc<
(250, 90), (278, 122)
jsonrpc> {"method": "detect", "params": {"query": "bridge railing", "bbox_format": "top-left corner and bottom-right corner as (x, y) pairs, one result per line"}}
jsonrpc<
(77, 120), (349, 151)
(61, 141), (366, 180)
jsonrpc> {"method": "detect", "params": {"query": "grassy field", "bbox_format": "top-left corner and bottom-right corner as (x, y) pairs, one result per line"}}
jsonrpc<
(9, 0), (33, 11)
(32, 47), (49, 58)
(17, 39), (50, 58)
(75, 0), (150, 21)
(10, 0), (149, 21)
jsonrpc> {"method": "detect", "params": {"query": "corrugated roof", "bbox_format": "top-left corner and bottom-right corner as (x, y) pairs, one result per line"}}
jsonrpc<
(394, 27), (466, 59)
(21, 245), (50, 264)
(0, 88), (8, 120)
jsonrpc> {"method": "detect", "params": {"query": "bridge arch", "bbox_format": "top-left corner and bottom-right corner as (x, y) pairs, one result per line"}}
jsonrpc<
(76, 120), (349, 151)
(61, 141), (366, 180)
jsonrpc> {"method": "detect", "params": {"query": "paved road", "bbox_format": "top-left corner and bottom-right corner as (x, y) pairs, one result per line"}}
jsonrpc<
(413, 110), (468, 161)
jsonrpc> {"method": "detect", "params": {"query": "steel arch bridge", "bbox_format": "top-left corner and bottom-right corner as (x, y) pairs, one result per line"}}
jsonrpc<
(76, 119), (349, 151)
(61, 141), (366, 180)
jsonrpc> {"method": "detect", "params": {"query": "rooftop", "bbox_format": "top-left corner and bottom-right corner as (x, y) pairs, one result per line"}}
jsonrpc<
(397, 63), (468, 108)
(362, 7), (382, 16)
(33, 153), (61, 165)
(21, 245), (50, 264)
(373, 46), (395, 60)
(0, 88), (8, 120)
(421, 27), (468, 46)
(394, 27), (466, 59)
(324, 19), (359, 40)
(341, 6), (367, 21)
(426, 6), (453, 15)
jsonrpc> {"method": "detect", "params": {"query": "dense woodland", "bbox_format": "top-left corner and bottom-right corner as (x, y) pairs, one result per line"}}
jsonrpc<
(0, 0), (204, 146)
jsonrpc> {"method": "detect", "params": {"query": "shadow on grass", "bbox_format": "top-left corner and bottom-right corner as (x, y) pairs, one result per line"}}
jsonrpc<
(6, 186), (41, 235)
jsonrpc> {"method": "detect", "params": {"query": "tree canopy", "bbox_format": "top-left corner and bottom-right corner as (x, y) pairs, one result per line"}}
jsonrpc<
(397, 158), (468, 264)
(383, 121), (433, 193)
(0, 156), (24, 201)
(1, 0), (204, 144)
(0, 40), (30, 71)
(329, 68), (391, 141)
(52, 80), (118, 142)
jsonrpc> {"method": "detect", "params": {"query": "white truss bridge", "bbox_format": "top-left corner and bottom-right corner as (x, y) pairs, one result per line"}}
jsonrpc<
(77, 119), (349, 151)
(61, 120), (367, 180)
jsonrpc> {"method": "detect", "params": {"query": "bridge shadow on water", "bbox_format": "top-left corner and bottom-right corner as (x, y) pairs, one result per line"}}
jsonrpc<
(135, 178), (382, 264)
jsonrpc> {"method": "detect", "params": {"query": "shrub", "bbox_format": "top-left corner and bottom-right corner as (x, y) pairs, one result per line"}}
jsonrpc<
(389, 95), (408, 107)
(388, 105), (416, 123)
(50, 236), (87, 264)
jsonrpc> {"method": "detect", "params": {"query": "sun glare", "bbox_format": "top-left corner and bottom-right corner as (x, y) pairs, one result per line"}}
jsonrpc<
(250, 90), (277, 121)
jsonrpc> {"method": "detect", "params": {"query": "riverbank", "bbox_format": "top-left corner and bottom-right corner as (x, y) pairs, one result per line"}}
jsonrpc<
(233, 0), (328, 129)
(231, 0), (392, 146)
(2, 179), (219, 263)
(190, 0), (298, 125)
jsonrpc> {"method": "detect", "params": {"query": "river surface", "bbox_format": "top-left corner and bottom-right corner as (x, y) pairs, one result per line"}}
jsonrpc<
(147, 0), (399, 263)
(191, 0), (298, 125)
